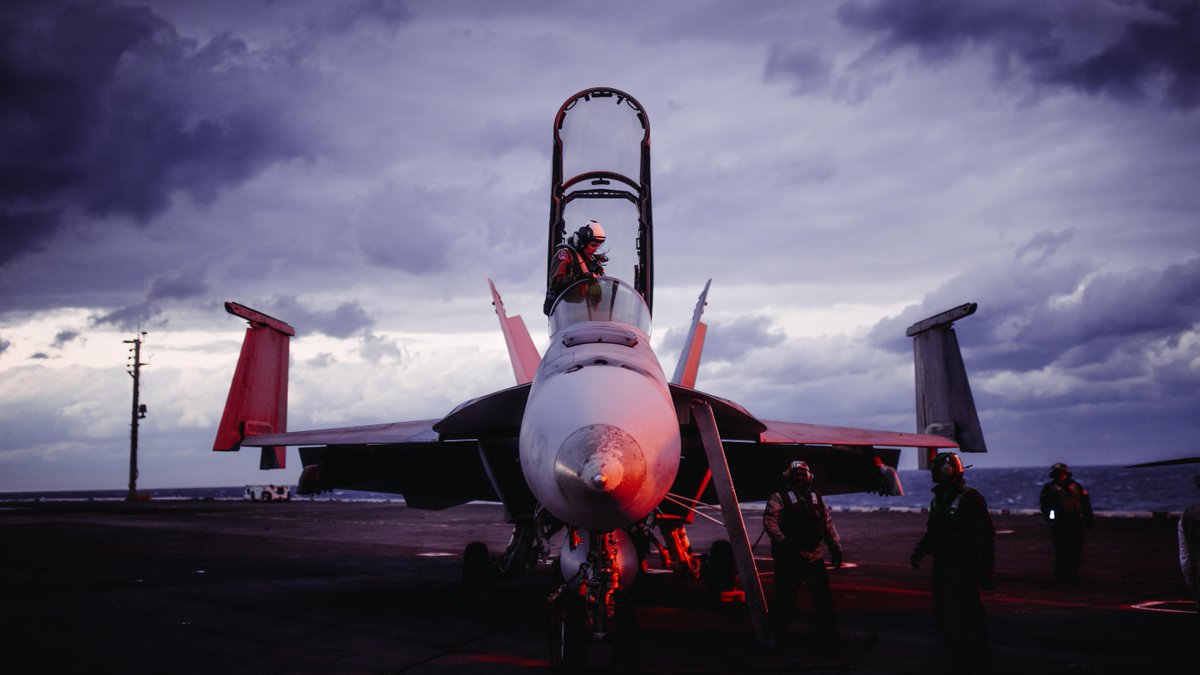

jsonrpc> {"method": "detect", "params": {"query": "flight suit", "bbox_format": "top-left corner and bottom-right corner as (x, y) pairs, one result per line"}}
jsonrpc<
(912, 482), (995, 675)
(763, 487), (843, 643)
(543, 244), (604, 314)
(1039, 478), (1094, 581)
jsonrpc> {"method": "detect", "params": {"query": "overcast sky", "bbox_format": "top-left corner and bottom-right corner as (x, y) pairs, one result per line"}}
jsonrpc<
(2, 0), (1198, 492)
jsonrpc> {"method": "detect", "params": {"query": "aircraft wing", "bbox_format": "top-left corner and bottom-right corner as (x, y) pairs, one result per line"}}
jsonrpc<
(237, 419), (439, 447)
(234, 384), (534, 510)
(757, 419), (958, 448)
(664, 385), (959, 503)
(1125, 455), (1200, 468)
(238, 419), (501, 509)
(731, 420), (955, 498)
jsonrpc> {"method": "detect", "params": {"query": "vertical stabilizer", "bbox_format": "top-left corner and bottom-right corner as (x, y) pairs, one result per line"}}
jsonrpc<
(907, 303), (986, 469)
(213, 302), (294, 470)
(671, 279), (711, 389)
(489, 280), (541, 385)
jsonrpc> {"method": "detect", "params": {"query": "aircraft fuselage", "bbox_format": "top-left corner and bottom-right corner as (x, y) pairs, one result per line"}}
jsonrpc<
(519, 280), (680, 533)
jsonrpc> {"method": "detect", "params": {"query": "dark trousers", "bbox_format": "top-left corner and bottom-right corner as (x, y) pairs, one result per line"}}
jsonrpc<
(932, 561), (988, 675)
(1051, 520), (1084, 580)
(770, 555), (836, 641)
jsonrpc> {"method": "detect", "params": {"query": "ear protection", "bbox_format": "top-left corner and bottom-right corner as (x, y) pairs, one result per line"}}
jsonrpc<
(783, 460), (812, 483)
(573, 220), (606, 247)
(934, 452), (963, 478)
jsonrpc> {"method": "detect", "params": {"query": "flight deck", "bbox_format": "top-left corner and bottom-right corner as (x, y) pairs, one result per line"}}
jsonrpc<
(2, 500), (1193, 674)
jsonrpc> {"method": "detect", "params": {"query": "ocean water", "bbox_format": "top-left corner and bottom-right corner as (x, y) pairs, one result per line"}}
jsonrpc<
(3, 464), (1198, 515)
(823, 464), (1200, 515)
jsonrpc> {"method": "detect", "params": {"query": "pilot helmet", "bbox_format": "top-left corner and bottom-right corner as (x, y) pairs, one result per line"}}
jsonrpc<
(1050, 462), (1072, 481)
(573, 220), (605, 247)
(930, 451), (964, 483)
(784, 460), (812, 489)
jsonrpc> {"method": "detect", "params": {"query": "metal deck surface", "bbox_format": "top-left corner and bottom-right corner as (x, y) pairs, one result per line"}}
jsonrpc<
(2, 500), (1194, 673)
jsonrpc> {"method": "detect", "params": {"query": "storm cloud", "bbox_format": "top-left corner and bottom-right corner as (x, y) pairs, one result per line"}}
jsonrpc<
(51, 330), (79, 349)
(268, 296), (375, 339)
(833, 0), (1200, 109)
(0, 1), (1197, 491)
(0, 1), (312, 266)
(92, 268), (211, 330)
(871, 256), (1200, 370)
(701, 316), (789, 364)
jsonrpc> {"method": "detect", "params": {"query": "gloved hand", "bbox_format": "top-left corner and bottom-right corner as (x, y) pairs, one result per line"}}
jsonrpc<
(910, 552), (923, 570)
(830, 550), (843, 570)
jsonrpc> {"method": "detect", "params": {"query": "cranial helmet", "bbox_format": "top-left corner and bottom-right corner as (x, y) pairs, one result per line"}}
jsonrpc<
(1050, 462), (1072, 480)
(573, 220), (605, 247)
(930, 452), (964, 483)
(784, 460), (813, 488)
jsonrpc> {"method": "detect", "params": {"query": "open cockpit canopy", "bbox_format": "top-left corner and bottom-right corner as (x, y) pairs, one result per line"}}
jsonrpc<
(548, 276), (652, 336)
(548, 87), (653, 313)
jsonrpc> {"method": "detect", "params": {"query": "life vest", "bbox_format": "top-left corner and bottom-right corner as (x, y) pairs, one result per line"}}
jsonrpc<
(1048, 481), (1087, 519)
(543, 244), (603, 314)
(778, 489), (827, 550)
(926, 486), (981, 560)
(554, 244), (602, 279)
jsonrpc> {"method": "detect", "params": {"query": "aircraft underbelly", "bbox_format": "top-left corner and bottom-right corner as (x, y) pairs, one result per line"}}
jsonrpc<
(519, 363), (680, 532)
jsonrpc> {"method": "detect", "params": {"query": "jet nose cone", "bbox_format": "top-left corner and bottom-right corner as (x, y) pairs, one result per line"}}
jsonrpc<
(554, 424), (646, 514)
(588, 469), (615, 491)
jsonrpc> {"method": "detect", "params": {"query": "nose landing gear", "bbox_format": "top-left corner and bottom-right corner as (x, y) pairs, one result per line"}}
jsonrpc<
(548, 529), (642, 673)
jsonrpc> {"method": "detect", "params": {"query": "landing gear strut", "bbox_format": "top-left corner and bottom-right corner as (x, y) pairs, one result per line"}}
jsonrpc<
(498, 507), (560, 578)
(548, 528), (641, 673)
(462, 508), (560, 604)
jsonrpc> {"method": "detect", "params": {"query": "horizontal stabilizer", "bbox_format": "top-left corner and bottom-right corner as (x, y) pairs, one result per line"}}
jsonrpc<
(671, 279), (711, 389)
(489, 280), (541, 385)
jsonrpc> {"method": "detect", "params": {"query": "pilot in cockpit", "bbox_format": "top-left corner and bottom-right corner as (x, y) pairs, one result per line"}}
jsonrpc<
(542, 220), (608, 315)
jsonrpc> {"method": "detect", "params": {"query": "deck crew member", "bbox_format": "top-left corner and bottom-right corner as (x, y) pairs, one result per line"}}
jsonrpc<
(763, 460), (843, 647)
(1039, 462), (1094, 581)
(911, 451), (995, 675)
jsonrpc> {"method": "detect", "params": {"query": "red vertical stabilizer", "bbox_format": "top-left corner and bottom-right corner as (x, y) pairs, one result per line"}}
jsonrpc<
(213, 302), (295, 470)
(488, 280), (541, 385)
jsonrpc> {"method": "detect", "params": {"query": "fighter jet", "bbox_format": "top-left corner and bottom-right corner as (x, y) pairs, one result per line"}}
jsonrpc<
(213, 87), (986, 669)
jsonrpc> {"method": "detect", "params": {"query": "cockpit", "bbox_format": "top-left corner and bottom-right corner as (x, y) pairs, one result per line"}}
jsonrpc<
(547, 88), (654, 314)
(548, 277), (652, 336)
